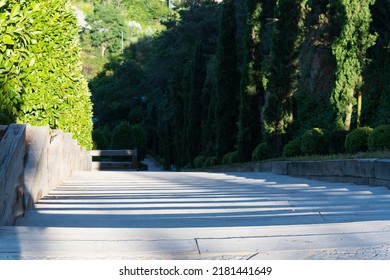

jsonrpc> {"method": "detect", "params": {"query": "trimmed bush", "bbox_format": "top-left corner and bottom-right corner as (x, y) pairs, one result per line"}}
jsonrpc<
(251, 143), (269, 161)
(368, 125), (390, 151)
(301, 128), (328, 155)
(329, 129), (348, 154)
(345, 126), (373, 154)
(111, 121), (134, 149)
(194, 155), (207, 168)
(283, 139), (302, 157)
(222, 151), (239, 165)
(0, 0), (93, 148)
(204, 156), (219, 167)
(111, 121), (146, 160)
(92, 128), (110, 150)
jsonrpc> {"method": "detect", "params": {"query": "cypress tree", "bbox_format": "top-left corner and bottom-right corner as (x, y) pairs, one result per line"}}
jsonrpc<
(201, 56), (218, 157)
(330, 0), (377, 131)
(237, 0), (265, 162)
(263, 0), (308, 156)
(215, 0), (239, 160)
(169, 68), (186, 168)
(186, 41), (207, 165)
(372, 0), (390, 125)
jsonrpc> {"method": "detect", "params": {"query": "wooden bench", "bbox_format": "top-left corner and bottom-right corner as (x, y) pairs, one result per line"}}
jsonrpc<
(90, 149), (138, 170)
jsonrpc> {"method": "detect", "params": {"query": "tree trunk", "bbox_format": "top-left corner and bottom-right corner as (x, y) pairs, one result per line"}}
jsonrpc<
(101, 44), (107, 58)
(344, 102), (353, 131)
(357, 91), (362, 128)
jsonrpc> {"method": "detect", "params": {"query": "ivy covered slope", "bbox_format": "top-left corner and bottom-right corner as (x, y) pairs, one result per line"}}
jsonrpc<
(0, 0), (93, 149)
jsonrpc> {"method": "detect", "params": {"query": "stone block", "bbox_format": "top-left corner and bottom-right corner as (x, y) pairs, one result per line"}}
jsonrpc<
(48, 130), (64, 193)
(321, 160), (345, 177)
(0, 124), (26, 226)
(288, 161), (323, 176)
(374, 160), (390, 181)
(258, 162), (273, 172)
(24, 126), (50, 208)
(272, 161), (289, 175)
(343, 159), (376, 178)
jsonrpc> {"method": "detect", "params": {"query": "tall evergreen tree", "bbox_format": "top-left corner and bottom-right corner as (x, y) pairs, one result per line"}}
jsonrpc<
(237, 0), (266, 162)
(370, 0), (390, 125)
(215, 0), (239, 160)
(329, 0), (377, 131)
(186, 41), (207, 165)
(201, 56), (218, 157)
(263, 0), (308, 155)
(169, 68), (187, 168)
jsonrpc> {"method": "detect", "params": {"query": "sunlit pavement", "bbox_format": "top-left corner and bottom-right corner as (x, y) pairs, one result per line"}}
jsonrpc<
(1, 171), (390, 259)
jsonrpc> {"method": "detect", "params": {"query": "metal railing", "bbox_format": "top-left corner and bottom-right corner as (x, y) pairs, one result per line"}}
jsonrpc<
(90, 149), (138, 170)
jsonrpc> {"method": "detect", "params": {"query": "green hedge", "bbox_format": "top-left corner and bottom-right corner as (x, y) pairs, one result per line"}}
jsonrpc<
(345, 126), (373, 154)
(0, 0), (93, 148)
(283, 139), (302, 157)
(204, 156), (219, 167)
(222, 151), (239, 165)
(194, 155), (206, 168)
(329, 129), (348, 154)
(368, 124), (390, 151)
(111, 121), (146, 160)
(301, 128), (328, 155)
(251, 143), (269, 161)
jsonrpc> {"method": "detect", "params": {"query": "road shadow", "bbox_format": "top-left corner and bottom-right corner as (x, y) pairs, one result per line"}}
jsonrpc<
(14, 171), (390, 228)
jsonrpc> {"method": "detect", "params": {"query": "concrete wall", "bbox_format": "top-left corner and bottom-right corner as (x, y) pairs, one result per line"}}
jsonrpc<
(206, 159), (390, 188)
(24, 127), (91, 210)
(0, 125), (92, 225)
(0, 125), (26, 226)
(266, 160), (390, 188)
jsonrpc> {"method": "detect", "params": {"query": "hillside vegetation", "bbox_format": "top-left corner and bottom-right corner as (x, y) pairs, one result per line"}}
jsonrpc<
(89, 0), (389, 169)
(2, 0), (389, 162)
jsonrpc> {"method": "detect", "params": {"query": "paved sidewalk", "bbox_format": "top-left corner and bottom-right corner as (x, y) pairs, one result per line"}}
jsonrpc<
(1, 171), (390, 259)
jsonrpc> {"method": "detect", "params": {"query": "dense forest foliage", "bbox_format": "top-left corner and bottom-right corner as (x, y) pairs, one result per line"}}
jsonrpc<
(88, 0), (390, 169)
(0, 0), (93, 148)
(2, 0), (388, 164)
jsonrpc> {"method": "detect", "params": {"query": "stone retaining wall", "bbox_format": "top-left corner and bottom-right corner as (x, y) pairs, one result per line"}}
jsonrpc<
(0, 125), (92, 226)
(24, 127), (91, 210)
(206, 159), (390, 188)
(0, 125), (25, 226)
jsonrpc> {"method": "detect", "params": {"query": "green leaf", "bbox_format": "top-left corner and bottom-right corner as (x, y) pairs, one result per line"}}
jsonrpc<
(28, 57), (35, 67)
(2, 34), (14, 45)
(9, 4), (21, 19)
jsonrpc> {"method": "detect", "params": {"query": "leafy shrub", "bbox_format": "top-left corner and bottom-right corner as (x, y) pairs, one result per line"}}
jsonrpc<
(282, 139), (302, 157)
(0, 112), (13, 125)
(131, 124), (147, 161)
(329, 129), (348, 154)
(301, 128), (328, 155)
(204, 156), (219, 167)
(194, 155), (206, 168)
(0, 0), (93, 149)
(111, 121), (134, 149)
(222, 151), (239, 165)
(251, 143), (269, 161)
(368, 124), (390, 151)
(111, 121), (146, 160)
(345, 126), (373, 153)
(92, 128), (110, 150)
